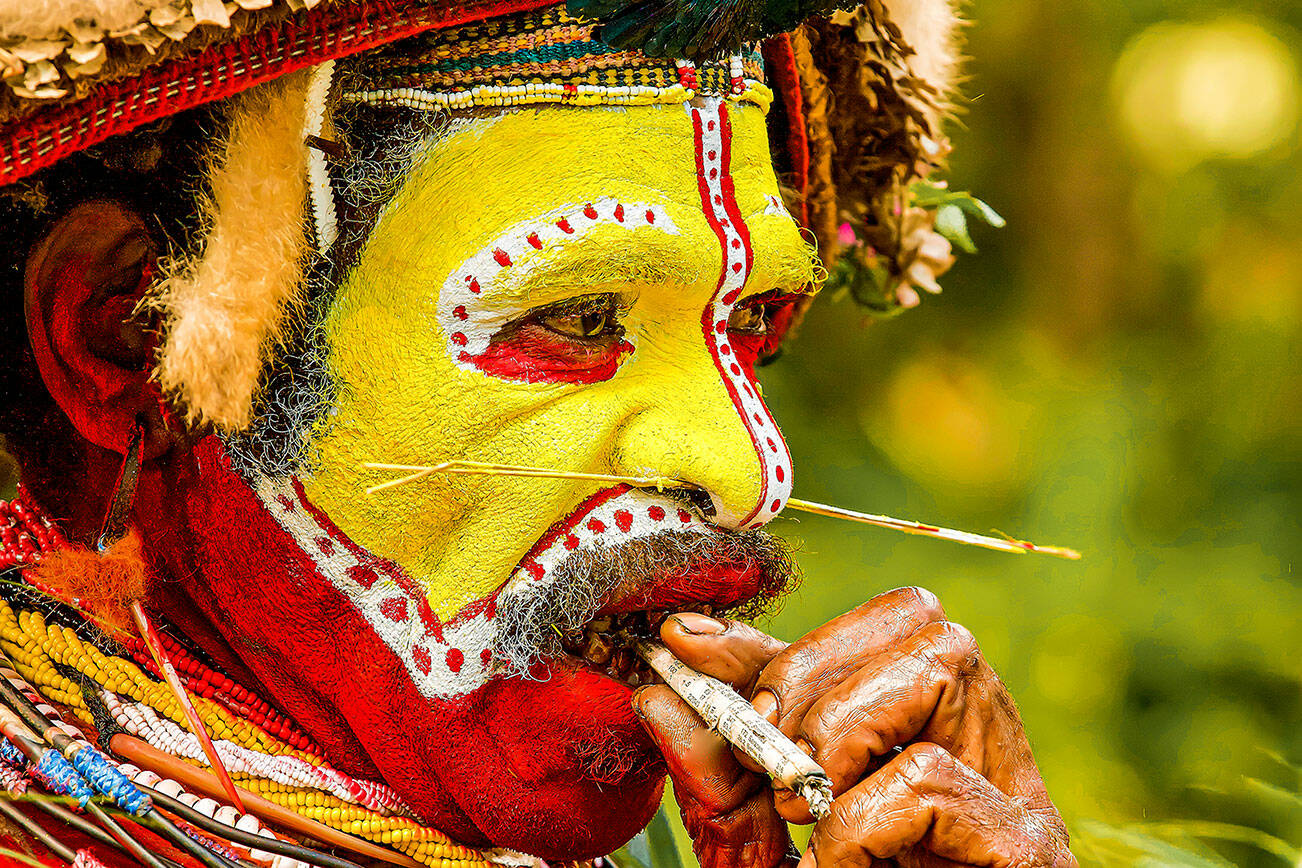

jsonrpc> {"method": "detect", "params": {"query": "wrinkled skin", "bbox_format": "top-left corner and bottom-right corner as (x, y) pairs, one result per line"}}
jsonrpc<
(640, 588), (1077, 867)
(18, 94), (1074, 863)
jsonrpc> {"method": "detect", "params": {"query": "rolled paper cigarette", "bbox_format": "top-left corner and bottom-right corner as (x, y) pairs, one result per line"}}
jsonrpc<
(636, 640), (834, 819)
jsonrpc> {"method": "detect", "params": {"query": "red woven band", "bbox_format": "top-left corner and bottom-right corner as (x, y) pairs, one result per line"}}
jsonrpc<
(0, 0), (551, 187)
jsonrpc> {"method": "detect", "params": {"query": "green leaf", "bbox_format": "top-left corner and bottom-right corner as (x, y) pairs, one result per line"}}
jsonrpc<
(908, 181), (1007, 229)
(935, 203), (977, 254)
(611, 807), (684, 868)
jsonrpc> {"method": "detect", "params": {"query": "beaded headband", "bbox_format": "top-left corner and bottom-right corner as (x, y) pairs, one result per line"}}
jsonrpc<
(340, 3), (771, 112)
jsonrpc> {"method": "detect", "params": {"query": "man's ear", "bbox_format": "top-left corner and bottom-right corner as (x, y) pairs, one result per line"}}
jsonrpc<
(25, 199), (177, 459)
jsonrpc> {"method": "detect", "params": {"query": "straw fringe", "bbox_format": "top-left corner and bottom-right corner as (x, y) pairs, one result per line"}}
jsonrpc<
(149, 72), (311, 432)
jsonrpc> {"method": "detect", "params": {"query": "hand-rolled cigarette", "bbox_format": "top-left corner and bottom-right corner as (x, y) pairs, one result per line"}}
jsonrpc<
(636, 640), (833, 819)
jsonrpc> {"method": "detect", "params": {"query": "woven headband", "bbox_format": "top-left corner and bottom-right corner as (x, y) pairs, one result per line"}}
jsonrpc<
(340, 4), (771, 112)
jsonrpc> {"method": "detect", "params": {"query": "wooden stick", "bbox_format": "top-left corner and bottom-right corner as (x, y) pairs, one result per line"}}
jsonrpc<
(110, 735), (424, 868)
(130, 602), (248, 814)
(362, 460), (1081, 559)
(784, 499), (1082, 560)
(361, 461), (687, 495)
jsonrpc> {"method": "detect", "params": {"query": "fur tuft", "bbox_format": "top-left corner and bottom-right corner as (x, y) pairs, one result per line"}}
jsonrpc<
(28, 530), (149, 632)
(0, 0), (174, 40)
(150, 72), (312, 432)
(881, 0), (963, 106)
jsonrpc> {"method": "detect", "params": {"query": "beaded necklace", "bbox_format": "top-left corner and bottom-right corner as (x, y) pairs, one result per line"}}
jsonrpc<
(0, 486), (519, 868)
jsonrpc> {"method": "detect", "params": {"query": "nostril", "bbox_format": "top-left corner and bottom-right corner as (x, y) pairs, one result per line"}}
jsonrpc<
(665, 485), (716, 519)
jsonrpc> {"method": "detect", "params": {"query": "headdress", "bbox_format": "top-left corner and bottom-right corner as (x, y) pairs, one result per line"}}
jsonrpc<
(1, 0), (964, 432)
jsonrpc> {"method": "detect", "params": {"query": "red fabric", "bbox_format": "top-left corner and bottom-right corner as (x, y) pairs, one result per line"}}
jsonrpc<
(762, 33), (810, 226)
(0, 0), (553, 187)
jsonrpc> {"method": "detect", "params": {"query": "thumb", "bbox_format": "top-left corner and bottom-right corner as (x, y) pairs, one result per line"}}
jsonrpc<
(660, 613), (787, 695)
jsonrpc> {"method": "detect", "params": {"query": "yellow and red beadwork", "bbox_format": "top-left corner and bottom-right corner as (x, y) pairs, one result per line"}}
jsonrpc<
(0, 491), (495, 867)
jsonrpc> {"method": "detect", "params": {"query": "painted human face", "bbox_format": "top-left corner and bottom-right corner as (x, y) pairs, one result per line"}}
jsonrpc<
(241, 98), (816, 857)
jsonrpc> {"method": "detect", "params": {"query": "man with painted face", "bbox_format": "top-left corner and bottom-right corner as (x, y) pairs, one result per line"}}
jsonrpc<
(0, 0), (1075, 866)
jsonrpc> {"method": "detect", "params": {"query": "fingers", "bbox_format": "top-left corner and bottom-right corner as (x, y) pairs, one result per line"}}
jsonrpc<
(800, 743), (1076, 868)
(793, 620), (982, 799)
(633, 685), (759, 812)
(634, 686), (792, 868)
(754, 587), (947, 735)
(660, 613), (788, 694)
(783, 620), (1050, 815)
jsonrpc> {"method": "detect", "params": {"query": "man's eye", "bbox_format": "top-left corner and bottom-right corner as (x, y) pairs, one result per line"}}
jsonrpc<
(535, 297), (626, 339)
(727, 305), (768, 335)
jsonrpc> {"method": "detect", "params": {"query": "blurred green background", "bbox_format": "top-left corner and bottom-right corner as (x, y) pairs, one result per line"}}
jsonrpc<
(656, 2), (1302, 866)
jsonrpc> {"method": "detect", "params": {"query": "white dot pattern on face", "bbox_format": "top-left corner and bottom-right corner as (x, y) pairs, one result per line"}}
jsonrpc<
(436, 197), (680, 372)
(690, 99), (794, 530)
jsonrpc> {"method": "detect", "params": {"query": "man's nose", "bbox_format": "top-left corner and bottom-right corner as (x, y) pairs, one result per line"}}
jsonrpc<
(612, 360), (792, 531)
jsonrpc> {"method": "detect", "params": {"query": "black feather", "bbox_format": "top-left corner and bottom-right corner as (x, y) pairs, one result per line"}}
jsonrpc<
(568, 0), (852, 60)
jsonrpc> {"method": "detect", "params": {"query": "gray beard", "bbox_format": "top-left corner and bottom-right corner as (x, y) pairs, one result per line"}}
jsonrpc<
(490, 527), (797, 675)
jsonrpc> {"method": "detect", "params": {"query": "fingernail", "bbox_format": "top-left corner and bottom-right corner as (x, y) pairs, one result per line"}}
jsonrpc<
(751, 689), (780, 724)
(670, 613), (726, 635)
(797, 847), (815, 868)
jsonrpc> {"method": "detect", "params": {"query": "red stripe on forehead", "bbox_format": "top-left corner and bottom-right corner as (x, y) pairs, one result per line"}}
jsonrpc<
(690, 101), (792, 529)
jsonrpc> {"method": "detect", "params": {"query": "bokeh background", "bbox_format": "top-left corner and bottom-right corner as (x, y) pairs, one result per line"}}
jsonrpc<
(653, 2), (1302, 866)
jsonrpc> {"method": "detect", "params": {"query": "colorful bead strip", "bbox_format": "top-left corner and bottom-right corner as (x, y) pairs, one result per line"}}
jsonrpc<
(344, 2), (769, 112)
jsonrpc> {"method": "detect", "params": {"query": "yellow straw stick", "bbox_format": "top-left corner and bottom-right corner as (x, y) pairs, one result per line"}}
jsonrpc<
(361, 461), (687, 495)
(785, 498), (1081, 560)
(361, 461), (1080, 559)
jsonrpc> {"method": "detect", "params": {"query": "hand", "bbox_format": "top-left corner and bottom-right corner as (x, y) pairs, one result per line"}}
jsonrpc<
(631, 587), (1076, 868)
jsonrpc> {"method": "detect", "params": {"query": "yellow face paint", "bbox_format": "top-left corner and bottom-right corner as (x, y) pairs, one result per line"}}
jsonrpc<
(293, 100), (815, 694)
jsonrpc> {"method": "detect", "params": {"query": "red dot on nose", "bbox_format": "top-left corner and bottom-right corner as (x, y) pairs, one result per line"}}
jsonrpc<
(446, 648), (464, 673)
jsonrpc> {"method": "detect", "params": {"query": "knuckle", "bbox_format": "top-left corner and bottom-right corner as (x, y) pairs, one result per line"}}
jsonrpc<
(924, 621), (982, 673)
(898, 741), (954, 786)
(872, 586), (947, 624)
